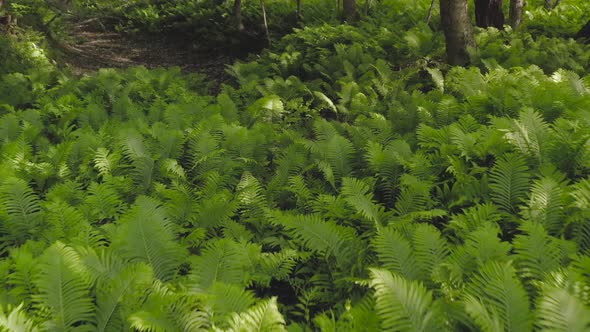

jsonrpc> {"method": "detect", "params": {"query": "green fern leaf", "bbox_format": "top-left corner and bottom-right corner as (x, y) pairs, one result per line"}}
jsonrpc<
(489, 153), (531, 214)
(341, 177), (381, 224)
(0, 304), (38, 332)
(0, 177), (41, 244)
(369, 268), (439, 332)
(34, 241), (95, 331)
(536, 287), (590, 332)
(524, 174), (566, 235)
(191, 239), (250, 291)
(466, 261), (532, 332)
(225, 297), (287, 332)
(373, 226), (420, 280)
(270, 212), (356, 259)
(110, 196), (185, 281)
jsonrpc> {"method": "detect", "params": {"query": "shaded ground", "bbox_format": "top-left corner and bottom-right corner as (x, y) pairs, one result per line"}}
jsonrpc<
(59, 18), (259, 91)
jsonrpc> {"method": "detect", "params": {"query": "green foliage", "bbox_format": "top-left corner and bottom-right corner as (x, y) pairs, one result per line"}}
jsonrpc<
(4, 0), (590, 329)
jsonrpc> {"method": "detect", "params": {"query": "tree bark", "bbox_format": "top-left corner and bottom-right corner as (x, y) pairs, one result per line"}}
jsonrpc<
(296, 0), (302, 21)
(440, 0), (475, 66)
(544, 0), (553, 10)
(475, 0), (505, 29)
(509, 0), (524, 29)
(576, 20), (590, 41)
(343, 0), (357, 22)
(234, 0), (244, 31)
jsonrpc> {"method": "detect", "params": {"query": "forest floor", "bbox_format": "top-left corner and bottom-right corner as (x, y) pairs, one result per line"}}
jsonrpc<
(58, 18), (255, 91)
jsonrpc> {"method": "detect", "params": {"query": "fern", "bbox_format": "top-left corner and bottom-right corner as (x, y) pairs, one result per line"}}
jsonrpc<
(524, 173), (566, 235)
(191, 239), (251, 291)
(208, 282), (256, 328)
(369, 268), (440, 332)
(513, 222), (571, 293)
(412, 224), (450, 283)
(95, 263), (154, 332)
(536, 287), (590, 332)
(0, 304), (38, 332)
(110, 196), (185, 281)
(501, 108), (550, 162)
(0, 177), (41, 244)
(340, 177), (381, 224)
(373, 226), (419, 281)
(489, 153), (531, 214)
(34, 241), (96, 331)
(269, 212), (357, 260)
(465, 261), (533, 332)
(224, 297), (287, 332)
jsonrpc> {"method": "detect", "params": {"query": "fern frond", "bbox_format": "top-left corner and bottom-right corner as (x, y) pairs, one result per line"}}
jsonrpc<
(466, 261), (532, 332)
(191, 239), (250, 291)
(224, 297), (287, 332)
(34, 241), (95, 331)
(93, 147), (119, 178)
(84, 181), (124, 222)
(489, 153), (531, 214)
(501, 108), (550, 162)
(369, 268), (439, 332)
(208, 282), (256, 328)
(448, 203), (502, 238)
(536, 287), (590, 332)
(270, 212), (356, 259)
(0, 177), (41, 244)
(341, 177), (381, 224)
(0, 304), (38, 332)
(95, 263), (154, 332)
(463, 295), (503, 332)
(110, 196), (185, 281)
(373, 226), (419, 280)
(412, 224), (450, 282)
(524, 174), (566, 235)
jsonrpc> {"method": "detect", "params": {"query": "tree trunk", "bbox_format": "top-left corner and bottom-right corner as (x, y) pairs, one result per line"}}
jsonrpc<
(544, 0), (553, 10)
(440, 0), (475, 66)
(343, 0), (357, 22)
(296, 0), (302, 21)
(576, 20), (590, 41)
(509, 0), (524, 29)
(0, 0), (12, 34)
(234, 0), (244, 31)
(475, 0), (505, 29)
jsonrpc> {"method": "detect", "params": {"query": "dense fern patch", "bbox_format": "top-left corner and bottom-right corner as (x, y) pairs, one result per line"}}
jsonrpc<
(3, 0), (590, 331)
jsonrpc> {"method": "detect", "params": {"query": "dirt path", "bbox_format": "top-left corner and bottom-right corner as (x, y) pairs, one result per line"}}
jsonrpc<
(59, 18), (244, 90)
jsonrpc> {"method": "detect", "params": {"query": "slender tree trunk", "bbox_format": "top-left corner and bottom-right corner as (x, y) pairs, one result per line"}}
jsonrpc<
(509, 0), (524, 29)
(475, 0), (505, 29)
(296, 0), (302, 21)
(343, 0), (357, 22)
(426, 0), (437, 24)
(234, 0), (244, 31)
(576, 20), (590, 41)
(440, 0), (475, 66)
(544, 0), (553, 10)
(260, 0), (271, 46)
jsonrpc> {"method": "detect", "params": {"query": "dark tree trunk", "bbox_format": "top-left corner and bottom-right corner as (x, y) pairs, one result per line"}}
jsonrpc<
(475, 0), (505, 29)
(509, 0), (524, 29)
(0, 0), (12, 34)
(576, 20), (590, 41)
(440, 0), (475, 66)
(544, 0), (553, 10)
(234, 0), (244, 31)
(296, 0), (302, 21)
(343, 0), (357, 22)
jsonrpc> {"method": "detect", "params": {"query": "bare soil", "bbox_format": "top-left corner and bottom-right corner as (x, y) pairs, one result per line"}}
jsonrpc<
(59, 18), (252, 91)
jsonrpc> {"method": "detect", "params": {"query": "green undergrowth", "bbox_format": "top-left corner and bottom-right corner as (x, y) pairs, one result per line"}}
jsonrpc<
(3, 0), (590, 331)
